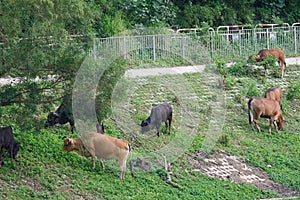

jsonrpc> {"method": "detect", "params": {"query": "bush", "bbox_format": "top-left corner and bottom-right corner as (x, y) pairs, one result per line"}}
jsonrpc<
(287, 80), (300, 100)
(227, 62), (250, 77)
(239, 79), (260, 98)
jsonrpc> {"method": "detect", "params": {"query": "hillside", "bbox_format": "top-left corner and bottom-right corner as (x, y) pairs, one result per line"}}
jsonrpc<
(0, 61), (299, 199)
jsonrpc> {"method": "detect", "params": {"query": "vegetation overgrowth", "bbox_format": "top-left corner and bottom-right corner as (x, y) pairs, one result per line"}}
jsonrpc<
(1, 59), (299, 199)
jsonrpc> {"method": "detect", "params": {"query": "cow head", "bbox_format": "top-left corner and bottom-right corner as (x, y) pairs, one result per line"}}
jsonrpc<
(140, 119), (151, 133)
(62, 138), (74, 152)
(45, 112), (60, 127)
(277, 114), (285, 131)
(255, 54), (261, 62)
(141, 120), (150, 127)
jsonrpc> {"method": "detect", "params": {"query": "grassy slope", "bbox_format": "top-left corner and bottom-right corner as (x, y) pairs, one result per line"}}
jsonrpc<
(1, 64), (299, 199)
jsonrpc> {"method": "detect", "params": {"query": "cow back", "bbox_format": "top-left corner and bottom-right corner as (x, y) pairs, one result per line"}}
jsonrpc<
(0, 126), (14, 145)
(264, 86), (282, 103)
(250, 97), (281, 117)
(83, 132), (130, 160)
(150, 103), (172, 123)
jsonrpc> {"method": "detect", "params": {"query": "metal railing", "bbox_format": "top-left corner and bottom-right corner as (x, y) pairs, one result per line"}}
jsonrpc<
(93, 26), (300, 65)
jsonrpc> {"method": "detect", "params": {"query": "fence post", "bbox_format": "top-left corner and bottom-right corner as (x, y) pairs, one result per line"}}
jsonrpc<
(181, 37), (185, 57)
(93, 38), (97, 61)
(123, 36), (127, 60)
(153, 35), (156, 61)
(239, 30), (242, 56)
(294, 27), (297, 54)
(210, 32), (214, 59)
(266, 29), (270, 49)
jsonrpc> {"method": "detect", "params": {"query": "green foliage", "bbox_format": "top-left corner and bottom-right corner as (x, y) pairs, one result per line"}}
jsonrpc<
(227, 62), (250, 77)
(115, 0), (176, 27)
(0, 126), (278, 200)
(287, 80), (300, 100)
(1, 64), (300, 199)
(96, 58), (127, 121)
(239, 79), (260, 98)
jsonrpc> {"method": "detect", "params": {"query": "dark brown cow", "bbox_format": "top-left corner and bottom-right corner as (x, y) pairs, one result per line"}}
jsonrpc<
(0, 126), (20, 166)
(248, 97), (284, 134)
(63, 132), (134, 180)
(264, 86), (282, 109)
(255, 48), (286, 78)
(141, 102), (173, 137)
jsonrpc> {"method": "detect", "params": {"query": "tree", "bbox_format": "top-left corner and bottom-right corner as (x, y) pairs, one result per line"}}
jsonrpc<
(0, 0), (95, 128)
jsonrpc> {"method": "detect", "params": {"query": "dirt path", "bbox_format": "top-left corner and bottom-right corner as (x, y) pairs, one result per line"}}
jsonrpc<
(185, 151), (300, 198)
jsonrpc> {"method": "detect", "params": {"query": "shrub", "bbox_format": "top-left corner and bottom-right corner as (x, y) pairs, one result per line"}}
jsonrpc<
(227, 62), (250, 77)
(287, 80), (300, 100)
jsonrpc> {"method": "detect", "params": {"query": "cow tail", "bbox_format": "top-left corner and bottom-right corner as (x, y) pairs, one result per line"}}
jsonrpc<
(248, 98), (253, 124)
(128, 143), (134, 178)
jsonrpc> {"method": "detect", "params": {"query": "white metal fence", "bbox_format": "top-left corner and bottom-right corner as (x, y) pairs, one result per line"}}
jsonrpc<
(93, 25), (300, 64)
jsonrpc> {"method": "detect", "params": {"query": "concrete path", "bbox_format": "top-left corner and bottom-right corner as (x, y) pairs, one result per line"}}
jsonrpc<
(125, 57), (300, 78)
(1, 57), (300, 86)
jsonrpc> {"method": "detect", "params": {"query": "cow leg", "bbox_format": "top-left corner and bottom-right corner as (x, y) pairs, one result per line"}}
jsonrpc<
(156, 125), (161, 137)
(269, 118), (274, 134)
(273, 119), (279, 133)
(253, 116), (261, 132)
(99, 159), (105, 169)
(280, 62), (285, 79)
(165, 121), (169, 135)
(250, 121), (255, 131)
(70, 123), (75, 134)
(264, 64), (267, 76)
(0, 146), (3, 166)
(91, 153), (96, 169)
(168, 118), (172, 135)
(119, 160), (127, 180)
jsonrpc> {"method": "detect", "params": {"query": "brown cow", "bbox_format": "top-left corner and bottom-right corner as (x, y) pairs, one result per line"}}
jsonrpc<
(264, 86), (282, 109)
(255, 48), (286, 78)
(63, 133), (134, 180)
(248, 97), (284, 134)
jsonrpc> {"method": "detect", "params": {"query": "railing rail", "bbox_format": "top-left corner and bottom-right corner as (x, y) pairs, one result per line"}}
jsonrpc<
(93, 26), (300, 64)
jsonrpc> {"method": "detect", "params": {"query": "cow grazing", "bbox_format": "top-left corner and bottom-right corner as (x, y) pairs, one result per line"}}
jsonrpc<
(264, 86), (282, 109)
(141, 102), (173, 137)
(0, 126), (20, 166)
(248, 97), (284, 134)
(63, 132), (134, 180)
(255, 48), (286, 78)
(45, 96), (75, 133)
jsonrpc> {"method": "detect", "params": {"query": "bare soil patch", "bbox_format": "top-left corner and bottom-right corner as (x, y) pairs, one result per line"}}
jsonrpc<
(186, 151), (300, 198)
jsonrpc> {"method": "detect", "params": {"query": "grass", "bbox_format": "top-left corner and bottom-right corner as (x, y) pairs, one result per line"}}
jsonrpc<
(0, 62), (300, 199)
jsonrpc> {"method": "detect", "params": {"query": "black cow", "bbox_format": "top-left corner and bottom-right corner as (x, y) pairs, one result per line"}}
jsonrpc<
(45, 95), (105, 134)
(0, 126), (20, 166)
(45, 95), (75, 133)
(141, 102), (173, 137)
